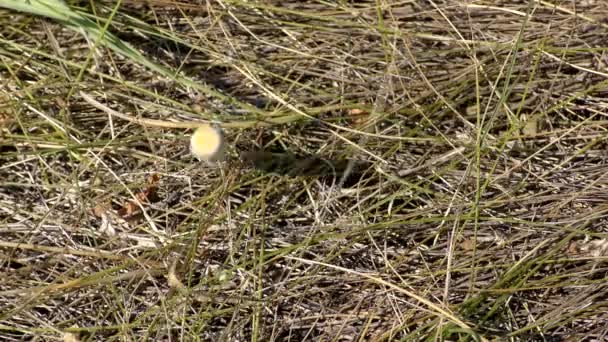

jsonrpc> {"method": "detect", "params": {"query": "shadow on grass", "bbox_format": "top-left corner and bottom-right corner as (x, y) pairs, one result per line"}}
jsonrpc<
(240, 150), (372, 183)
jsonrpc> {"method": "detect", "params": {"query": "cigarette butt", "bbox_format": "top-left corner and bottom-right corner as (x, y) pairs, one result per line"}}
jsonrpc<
(190, 124), (225, 161)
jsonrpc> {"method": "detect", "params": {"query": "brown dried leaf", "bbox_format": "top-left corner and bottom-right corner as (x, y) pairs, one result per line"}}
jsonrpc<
(461, 238), (476, 251)
(92, 201), (110, 218)
(566, 240), (580, 256)
(118, 174), (160, 218)
(117, 201), (139, 218)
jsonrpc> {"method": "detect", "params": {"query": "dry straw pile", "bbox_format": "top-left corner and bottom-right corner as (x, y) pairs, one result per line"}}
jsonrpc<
(2, 1), (608, 340)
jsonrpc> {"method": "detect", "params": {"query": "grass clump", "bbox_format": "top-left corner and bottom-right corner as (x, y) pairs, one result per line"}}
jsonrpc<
(2, 1), (608, 340)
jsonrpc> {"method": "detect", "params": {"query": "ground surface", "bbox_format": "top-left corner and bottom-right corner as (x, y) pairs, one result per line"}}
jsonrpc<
(2, 1), (608, 341)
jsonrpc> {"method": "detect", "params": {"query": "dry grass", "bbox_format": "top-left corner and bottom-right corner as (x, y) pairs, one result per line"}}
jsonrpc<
(2, 1), (608, 341)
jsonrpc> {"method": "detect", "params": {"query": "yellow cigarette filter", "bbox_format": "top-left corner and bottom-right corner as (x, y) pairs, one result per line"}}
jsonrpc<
(190, 124), (225, 161)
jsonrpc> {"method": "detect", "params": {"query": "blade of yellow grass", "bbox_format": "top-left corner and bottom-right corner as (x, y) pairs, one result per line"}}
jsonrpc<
(79, 91), (300, 129)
